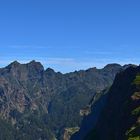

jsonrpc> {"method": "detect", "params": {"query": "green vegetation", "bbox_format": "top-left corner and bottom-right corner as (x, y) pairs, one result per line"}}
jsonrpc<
(132, 107), (140, 116)
(128, 136), (140, 140)
(132, 92), (140, 100)
(0, 119), (15, 140)
(133, 75), (140, 85)
(0, 112), (55, 140)
(83, 66), (140, 140)
(127, 105), (140, 140)
(127, 125), (140, 140)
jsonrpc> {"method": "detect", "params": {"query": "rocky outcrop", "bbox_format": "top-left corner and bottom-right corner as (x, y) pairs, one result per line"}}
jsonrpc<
(64, 127), (80, 140)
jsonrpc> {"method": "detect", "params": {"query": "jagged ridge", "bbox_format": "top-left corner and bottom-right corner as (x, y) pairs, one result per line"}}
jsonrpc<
(0, 61), (127, 140)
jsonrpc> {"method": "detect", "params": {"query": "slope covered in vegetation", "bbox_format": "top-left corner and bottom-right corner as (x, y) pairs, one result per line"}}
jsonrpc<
(84, 66), (140, 140)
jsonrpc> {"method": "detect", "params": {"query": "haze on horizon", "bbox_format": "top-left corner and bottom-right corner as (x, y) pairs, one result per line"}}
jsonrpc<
(0, 0), (140, 72)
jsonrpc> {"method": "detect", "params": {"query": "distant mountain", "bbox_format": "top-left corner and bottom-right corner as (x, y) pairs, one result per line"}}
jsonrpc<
(75, 65), (140, 140)
(0, 61), (127, 140)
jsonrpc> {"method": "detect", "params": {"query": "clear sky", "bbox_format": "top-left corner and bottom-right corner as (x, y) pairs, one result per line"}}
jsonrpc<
(0, 0), (140, 72)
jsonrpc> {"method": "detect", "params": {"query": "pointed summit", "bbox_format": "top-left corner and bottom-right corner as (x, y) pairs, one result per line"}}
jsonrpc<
(10, 60), (20, 65)
(46, 68), (55, 73)
(27, 60), (44, 73)
(7, 61), (21, 68)
(29, 60), (37, 64)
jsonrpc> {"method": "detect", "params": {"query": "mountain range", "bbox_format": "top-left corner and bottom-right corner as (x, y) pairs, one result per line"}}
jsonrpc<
(0, 61), (138, 140)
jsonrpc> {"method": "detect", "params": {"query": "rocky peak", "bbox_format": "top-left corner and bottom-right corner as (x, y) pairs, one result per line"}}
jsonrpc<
(103, 63), (122, 70)
(46, 68), (55, 73)
(85, 67), (97, 73)
(27, 60), (44, 72)
(123, 64), (137, 69)
(10, 60), (20, 65)
(6, 61), (21, 69)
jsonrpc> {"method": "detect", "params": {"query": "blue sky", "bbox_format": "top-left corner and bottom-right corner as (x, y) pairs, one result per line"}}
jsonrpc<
(0, 0), (140, 72)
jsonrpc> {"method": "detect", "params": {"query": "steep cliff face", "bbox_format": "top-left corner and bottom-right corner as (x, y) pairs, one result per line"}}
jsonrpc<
(84, 65), (140, 140)
(71, 89), (109, 140)
(0, 61), (124, 139)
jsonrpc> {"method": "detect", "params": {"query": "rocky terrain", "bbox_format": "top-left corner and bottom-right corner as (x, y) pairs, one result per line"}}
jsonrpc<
(0, 60), (124, 140)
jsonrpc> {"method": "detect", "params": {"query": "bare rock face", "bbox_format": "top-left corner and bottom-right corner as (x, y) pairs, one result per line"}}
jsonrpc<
(63, 127), (80, 140)
(0, 61), (47, 119)
(80, 105), (91, 116)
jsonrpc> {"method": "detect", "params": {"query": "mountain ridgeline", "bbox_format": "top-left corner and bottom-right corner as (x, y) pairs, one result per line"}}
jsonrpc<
(72, 65), (140, 140)
(0, 61), (125, 140)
